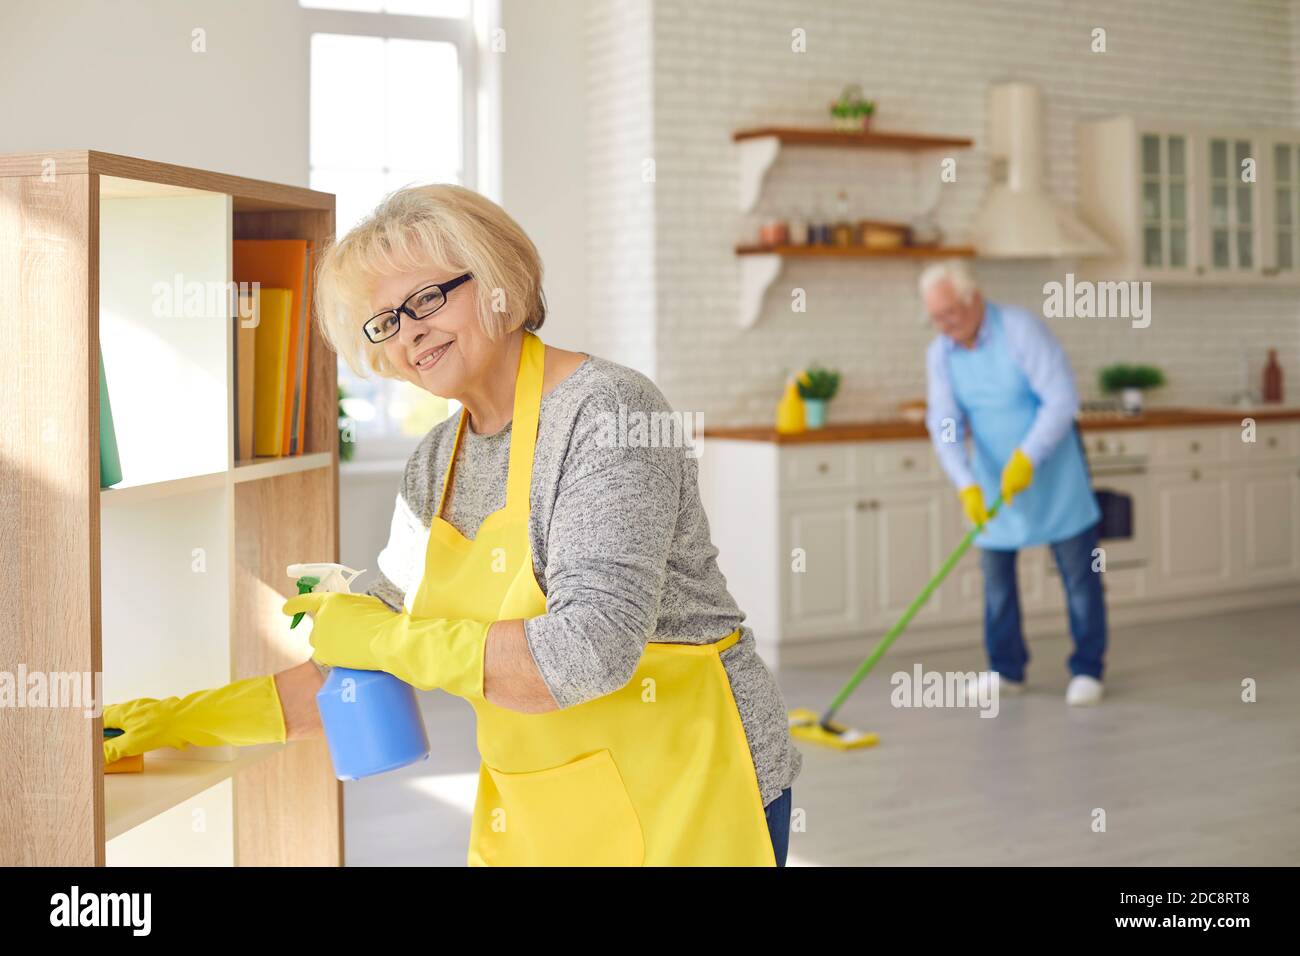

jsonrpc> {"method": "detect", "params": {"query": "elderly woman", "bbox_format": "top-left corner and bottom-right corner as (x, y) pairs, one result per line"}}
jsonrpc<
(102, 184), (800, 866)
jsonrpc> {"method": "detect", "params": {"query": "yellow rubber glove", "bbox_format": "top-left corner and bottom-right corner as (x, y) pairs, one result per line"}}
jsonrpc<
(102, 675), (286, 764)
(1000, 448), (1034, 504)
(959, 484), (990, 527)
(281, 592), (489, 699)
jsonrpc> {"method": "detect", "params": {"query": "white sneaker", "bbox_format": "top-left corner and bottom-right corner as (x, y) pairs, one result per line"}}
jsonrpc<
(963, 671), (1024, 703)
(1066, 675), (1104, 706)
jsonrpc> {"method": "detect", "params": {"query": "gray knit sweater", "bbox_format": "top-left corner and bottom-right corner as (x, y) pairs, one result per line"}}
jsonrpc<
(364, 354), (800, 806)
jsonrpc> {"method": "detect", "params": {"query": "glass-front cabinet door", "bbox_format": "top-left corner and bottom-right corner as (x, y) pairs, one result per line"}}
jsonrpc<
(1138, 131), (1193, 276)
(1265, 138), (1300, 280)
(1203, 133), (1260, 277)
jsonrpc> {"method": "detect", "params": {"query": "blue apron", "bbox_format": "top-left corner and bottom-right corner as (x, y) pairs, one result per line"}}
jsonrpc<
(946, 305), (1100, 551)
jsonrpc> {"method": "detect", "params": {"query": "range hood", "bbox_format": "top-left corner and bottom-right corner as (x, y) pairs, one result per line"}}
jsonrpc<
(973, 82), (1111, 258)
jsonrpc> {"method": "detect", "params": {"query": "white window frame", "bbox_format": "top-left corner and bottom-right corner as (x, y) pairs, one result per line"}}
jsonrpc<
(303, 1), (497, 465)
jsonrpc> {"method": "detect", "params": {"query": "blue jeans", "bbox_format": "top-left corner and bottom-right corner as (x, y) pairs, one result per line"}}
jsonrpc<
(979, 520), (1107, 682)
(764, 787), (791, 866)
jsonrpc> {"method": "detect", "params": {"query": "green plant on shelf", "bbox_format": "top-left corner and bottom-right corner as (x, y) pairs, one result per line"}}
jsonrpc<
(830, 84), (875, 128)
(1099, 364), (1166, 394)
(797, 365), (842, 401)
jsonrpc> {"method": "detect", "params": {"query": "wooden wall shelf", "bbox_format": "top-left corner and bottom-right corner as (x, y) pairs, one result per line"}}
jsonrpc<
(732, 126), (973, 150)
(0, 150), (342, 866)
(733, 125), (973, 212)
(735, 244), (977, 329)
(736, 244), (977, 258)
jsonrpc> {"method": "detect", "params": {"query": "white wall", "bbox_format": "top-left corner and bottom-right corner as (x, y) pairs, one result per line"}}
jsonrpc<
(632, 0), (1300, 424)
(498, 0), (590, 352)
(0, 0), (310, 184)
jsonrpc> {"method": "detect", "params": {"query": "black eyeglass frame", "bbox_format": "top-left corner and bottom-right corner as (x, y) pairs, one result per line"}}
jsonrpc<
(364, 272), (474, 344)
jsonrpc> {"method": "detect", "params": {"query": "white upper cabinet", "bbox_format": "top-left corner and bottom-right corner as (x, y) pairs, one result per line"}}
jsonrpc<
(1080, 117), (1300, 285)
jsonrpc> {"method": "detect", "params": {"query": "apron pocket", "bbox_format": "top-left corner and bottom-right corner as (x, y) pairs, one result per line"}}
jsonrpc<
(476, 749), (645, 866)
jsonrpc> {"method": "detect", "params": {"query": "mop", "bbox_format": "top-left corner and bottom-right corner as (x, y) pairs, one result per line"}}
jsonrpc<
(788, 495), (1004, 750)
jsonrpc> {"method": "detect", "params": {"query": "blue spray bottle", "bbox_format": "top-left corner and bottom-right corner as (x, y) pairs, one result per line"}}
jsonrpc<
(288, 563), (430, 781)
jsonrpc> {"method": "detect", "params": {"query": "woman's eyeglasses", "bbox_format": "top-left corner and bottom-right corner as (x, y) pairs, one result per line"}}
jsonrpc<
(364, 273), (473, 344)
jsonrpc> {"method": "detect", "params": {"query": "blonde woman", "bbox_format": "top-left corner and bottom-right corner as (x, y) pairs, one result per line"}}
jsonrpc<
(103, 184), (801, 866)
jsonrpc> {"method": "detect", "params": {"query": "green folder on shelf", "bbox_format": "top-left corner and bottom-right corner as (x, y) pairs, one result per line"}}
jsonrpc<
(99, 348), (122, 488)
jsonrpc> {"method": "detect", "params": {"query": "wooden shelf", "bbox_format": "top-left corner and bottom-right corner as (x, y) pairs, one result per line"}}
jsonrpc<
(733, 125), (974, 212)
(105, 745), (284, 841)
(233, 452), (333, 483)
(735, 244), (978, 328)
(736, 243), (977, 258)
(100, 470), (229, 507)
(732, 126), (973, 150)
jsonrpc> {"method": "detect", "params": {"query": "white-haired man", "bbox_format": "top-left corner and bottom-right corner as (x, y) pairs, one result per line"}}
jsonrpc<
(920, 261), (1106, 706)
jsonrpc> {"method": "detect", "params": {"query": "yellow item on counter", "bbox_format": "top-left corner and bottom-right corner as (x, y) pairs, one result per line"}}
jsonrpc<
(775, 378), (806, 434)
(410, 331), (776, 865)
(102, 674), (287, 764)
(959, 484), (990, 527)
(281, 591), (488, 700)
(1000, 447), (1034, 504)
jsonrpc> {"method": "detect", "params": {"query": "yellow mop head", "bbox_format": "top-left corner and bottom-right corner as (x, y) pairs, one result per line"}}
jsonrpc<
(787, 708), (879, 751)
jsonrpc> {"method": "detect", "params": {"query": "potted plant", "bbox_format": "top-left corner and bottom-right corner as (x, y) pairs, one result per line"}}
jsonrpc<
(830, 84), (875, 132)
(797, 365), (841, 428)
(1099, 364), (1166, 415)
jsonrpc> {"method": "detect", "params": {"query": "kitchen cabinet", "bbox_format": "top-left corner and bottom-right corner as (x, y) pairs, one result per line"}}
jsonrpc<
(1235, 465), (1300, 584)
(780, 494), (865, 639)
(862, 488), (946, 628)
(704, 418), (1300, 650)
(1080, 118), (1300, 285)
(1148, 466), (1234, 596)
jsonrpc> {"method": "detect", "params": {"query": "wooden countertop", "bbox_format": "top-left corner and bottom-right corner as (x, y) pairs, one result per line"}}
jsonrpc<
(704, 407), (1300, 444)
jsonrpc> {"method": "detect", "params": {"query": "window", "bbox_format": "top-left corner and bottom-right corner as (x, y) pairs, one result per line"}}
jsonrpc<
(303, 0), (479, 461)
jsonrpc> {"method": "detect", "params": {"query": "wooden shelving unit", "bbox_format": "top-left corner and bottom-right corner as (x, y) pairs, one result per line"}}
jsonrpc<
(0, 150), (342, 866)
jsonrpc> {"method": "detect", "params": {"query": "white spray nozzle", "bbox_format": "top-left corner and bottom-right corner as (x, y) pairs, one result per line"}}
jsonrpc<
(287, 562), (366, 595)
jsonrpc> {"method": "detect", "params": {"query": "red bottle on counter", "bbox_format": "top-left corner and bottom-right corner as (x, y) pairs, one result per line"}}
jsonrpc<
(1263, 349), (1283, 403)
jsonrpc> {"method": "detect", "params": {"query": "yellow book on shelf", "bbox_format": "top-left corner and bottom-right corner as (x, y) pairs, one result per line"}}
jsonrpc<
(252, 288), (293, 458)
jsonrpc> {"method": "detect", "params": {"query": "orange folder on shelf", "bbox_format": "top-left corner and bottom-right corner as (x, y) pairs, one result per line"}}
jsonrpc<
(233, 239), (315, 456)
(251, 288), (294, 458)
(104, 754), (144, 774)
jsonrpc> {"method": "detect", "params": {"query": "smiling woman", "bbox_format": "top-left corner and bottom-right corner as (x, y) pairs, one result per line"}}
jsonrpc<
(299, 183), (801, 865)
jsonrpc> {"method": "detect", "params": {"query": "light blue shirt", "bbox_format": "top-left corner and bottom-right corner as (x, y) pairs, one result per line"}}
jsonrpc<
(925, 303), (1081, 490)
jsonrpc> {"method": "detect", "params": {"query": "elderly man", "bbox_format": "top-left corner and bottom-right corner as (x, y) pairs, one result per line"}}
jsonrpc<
(921, 261), (1106, 706)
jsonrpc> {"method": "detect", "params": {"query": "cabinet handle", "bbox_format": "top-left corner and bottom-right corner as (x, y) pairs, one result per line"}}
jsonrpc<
(817, 462), (830, 474)
(856, 499), (879, 511)
(901, 457), (914, 469)
(1267, 437), (1278, 448)
(1190, 441), (1201, 452)
(856, 499), (868, 511)
(1191, 469), (1201, 481)
(1096, 439), (1108, 453)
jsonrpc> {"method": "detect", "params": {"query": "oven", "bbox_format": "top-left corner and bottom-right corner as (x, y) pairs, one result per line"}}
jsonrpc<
(1081, 428), (1150, 569)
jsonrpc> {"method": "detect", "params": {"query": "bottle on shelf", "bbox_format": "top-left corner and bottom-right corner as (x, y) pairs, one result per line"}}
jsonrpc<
(1263, 348), (1284, 403)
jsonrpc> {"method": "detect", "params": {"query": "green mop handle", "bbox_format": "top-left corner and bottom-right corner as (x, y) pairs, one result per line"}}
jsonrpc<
(819, 494), (1004, 725)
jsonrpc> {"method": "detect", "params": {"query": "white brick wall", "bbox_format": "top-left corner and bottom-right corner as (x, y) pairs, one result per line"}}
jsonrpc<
(585, 0), (658, 378)
(592, 0), (1300, 424)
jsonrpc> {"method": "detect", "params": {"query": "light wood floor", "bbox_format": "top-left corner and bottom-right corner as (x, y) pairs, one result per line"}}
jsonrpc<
(344, 602), (1300, 866)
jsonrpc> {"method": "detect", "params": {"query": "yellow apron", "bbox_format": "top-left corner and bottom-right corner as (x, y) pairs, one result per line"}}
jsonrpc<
(410, 332), (776, 866)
